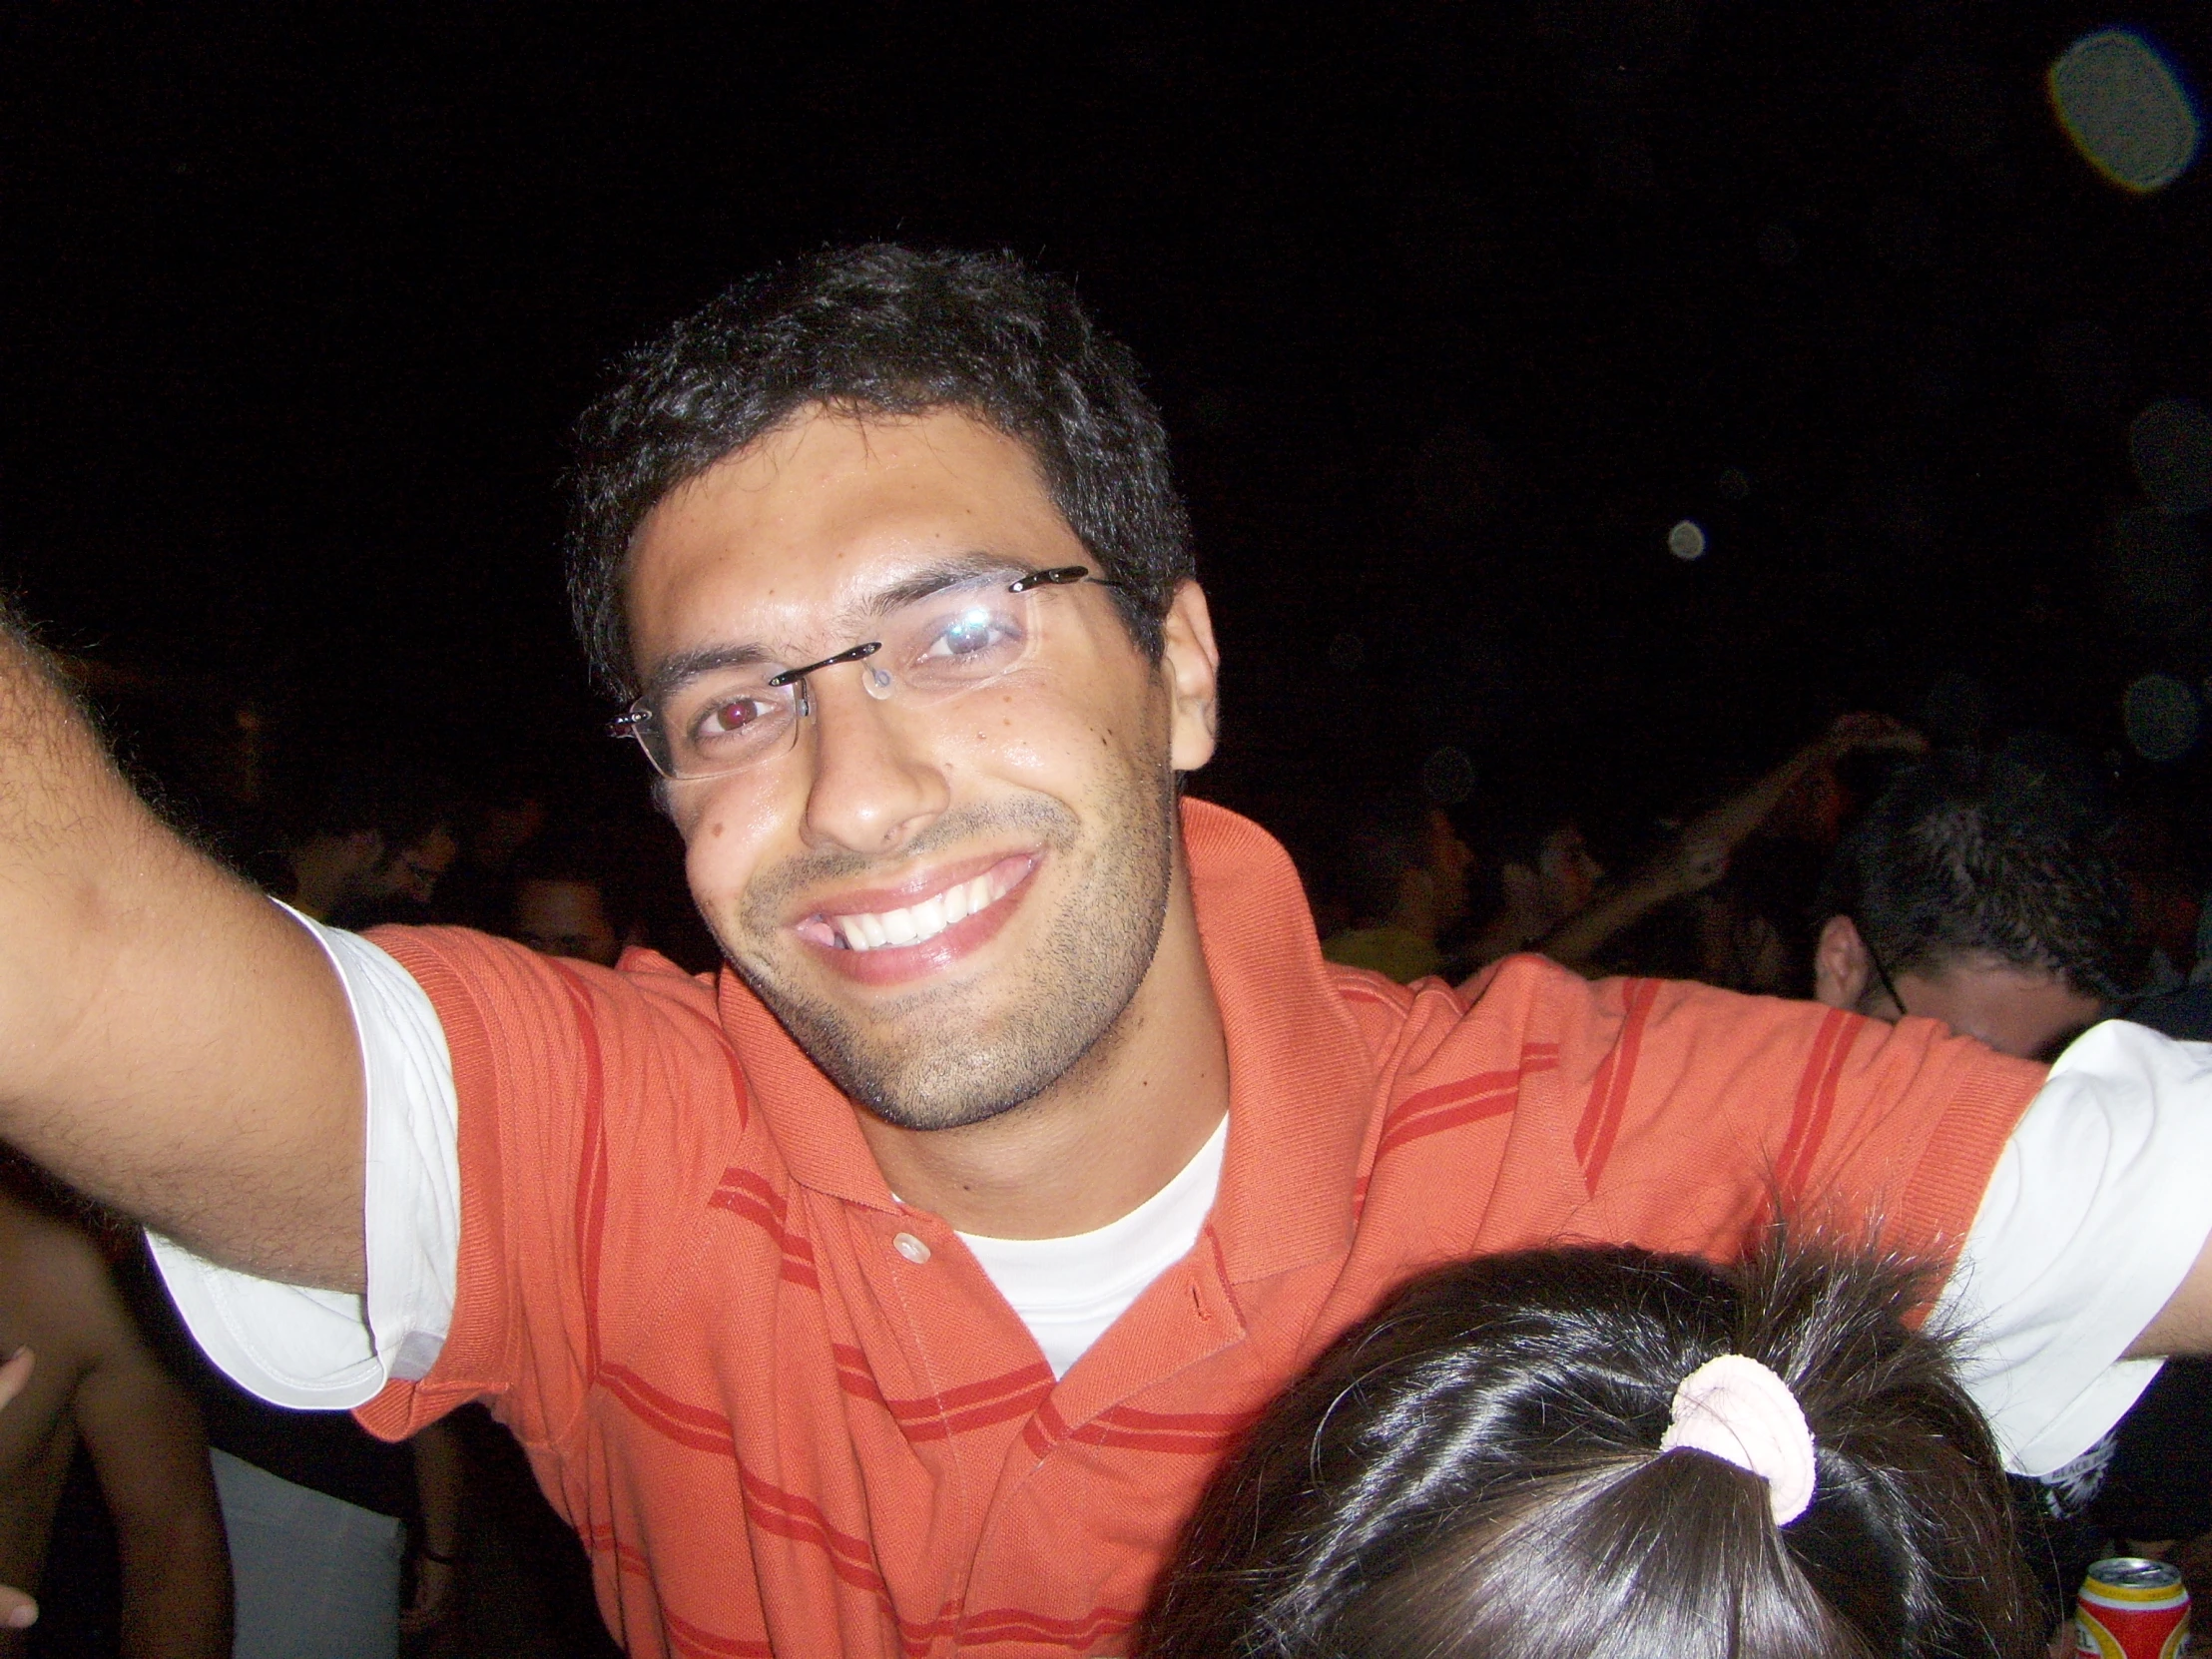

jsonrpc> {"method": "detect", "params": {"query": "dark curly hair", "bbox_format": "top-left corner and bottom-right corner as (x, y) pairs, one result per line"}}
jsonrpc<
(1142, 1240), (2039, 1659)
(565, 245), (1194, 696)
(1817, 750), (2132, 1003)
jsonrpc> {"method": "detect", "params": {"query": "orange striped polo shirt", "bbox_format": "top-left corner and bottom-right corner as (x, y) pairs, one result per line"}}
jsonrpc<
(357, 800), (2041, 1658)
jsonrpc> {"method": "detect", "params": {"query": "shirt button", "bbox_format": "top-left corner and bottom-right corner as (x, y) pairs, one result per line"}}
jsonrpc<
(892, 1232), (931, 1264)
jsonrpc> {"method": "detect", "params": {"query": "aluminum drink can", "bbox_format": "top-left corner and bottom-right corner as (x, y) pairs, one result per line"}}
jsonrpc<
(2075, 1557), (2190, 1659)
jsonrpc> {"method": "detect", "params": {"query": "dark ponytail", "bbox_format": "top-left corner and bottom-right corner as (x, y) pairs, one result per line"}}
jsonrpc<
(1141, 1240), (2039, 1659)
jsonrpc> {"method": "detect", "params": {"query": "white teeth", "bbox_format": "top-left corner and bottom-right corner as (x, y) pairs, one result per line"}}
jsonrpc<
(823, 865), (1020, 950)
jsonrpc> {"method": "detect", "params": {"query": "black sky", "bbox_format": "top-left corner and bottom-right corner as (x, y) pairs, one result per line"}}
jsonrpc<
(5, 1), (2209, 830)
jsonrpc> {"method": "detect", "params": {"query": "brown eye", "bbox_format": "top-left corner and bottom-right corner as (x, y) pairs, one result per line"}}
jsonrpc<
(704, 700), (765, 734)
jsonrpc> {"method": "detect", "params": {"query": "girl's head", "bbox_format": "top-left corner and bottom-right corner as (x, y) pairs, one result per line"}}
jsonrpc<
(1143, 1242), (2039, 1659)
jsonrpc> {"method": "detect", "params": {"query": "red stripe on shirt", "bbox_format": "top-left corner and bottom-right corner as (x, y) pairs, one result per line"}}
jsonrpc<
(1778, 1007), (1856, 1201)
(1022, 1395), (1072, 1459)
(602, 1364), (736, 1458)
(709, 1171), (821, 1289)
(1575, 978), (1659, 1193)
(954, 1604), (1142, 1648)
(663, 1606), (776, 1659)
(830, 1348), (1054, 1431)
(554, 964), (612, 1379)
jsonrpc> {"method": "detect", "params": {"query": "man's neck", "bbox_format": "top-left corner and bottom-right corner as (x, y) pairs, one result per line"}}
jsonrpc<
(853, 860), (1229, 1240)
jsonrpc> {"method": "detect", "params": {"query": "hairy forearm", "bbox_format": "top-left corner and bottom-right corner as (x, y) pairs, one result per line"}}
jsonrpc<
(115, 1513), (232, 1659)
(0, 617), (365, 1288)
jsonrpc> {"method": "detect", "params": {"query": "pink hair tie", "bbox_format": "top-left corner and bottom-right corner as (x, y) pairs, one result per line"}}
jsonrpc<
(1657, 1354), (1818, 1525)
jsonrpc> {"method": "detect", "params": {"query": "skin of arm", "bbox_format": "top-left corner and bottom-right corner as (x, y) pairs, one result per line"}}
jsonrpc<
(401, 1417), (466, 1637)
(1529, 830), (1730, 973)
(1522, 713), (1926, 977)
(2129, 1226), (2212, 1359)
(0, 621), (365, 1290)
(68, 1258), (233, 1659)
(0, 1350), (37, 1633)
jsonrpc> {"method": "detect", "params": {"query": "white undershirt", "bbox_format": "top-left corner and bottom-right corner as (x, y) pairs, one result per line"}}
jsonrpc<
(955, 1116), (1227, 1378)
(150, 908), (2212, 1478)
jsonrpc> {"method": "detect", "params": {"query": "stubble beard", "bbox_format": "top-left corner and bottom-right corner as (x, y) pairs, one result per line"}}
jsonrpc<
(719, 763), (1179, 1133)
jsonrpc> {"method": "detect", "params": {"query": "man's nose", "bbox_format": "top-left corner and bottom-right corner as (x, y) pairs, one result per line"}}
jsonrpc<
(796, 677), (949, 855)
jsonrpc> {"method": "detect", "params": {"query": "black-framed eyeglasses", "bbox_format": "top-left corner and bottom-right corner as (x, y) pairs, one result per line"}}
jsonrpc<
(1860, 928), (1912, 1018)
(608, 565), (1122, 783)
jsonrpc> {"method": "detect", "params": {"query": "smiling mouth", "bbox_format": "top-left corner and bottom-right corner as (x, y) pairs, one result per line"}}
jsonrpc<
(796, 855), (1035, 952)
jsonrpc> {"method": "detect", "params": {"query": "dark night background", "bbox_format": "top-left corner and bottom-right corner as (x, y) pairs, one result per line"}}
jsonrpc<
(4, 0), (2209, 854)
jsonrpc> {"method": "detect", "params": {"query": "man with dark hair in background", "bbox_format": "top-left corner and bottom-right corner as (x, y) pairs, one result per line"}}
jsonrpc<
(1812, 748), (2128, 1064)
(275, 772), (461, 931)
(506, 829), (645, 969)
(7, 248), (2212, 1656)
(1812, 748), (2212, 1614)
(1318, 797), (1473, 983)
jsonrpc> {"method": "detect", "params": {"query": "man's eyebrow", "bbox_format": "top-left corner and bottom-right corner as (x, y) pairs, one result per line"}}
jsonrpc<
(851, 551), (1028, 616)
(639, 552), (1028, 701)
(640, 642), (774, 703)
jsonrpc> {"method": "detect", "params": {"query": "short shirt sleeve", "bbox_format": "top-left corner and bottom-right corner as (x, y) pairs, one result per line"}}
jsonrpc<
(1936, 1019), (2212, 1476)
(149, 902), (459, 1409)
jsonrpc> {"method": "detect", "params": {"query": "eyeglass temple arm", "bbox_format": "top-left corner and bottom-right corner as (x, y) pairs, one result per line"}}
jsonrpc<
(1007, 565), (1124, 593)
(766, 639), (882, 689)
(1859, 926), (1911, 1015)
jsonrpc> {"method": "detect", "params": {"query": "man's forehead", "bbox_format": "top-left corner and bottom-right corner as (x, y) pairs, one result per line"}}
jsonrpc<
(1911, 952), (2106, 1058)
(625, 406), (1076, 666)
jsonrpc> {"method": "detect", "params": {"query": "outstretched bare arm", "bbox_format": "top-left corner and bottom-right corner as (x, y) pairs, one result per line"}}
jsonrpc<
(0, 617), (364, 1290)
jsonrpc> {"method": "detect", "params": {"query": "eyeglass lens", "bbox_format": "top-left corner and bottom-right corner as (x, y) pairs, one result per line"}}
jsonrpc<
(620, 572), (1078, 781)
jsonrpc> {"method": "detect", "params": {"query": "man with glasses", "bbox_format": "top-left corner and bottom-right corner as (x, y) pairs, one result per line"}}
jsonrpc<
(2, 247), (2211, 1657)
(1812, 748), (2124, 1065)
(1813, 747), (2212, 1622)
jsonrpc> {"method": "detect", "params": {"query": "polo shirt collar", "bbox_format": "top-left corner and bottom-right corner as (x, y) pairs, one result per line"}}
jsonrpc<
(717, 799), (1377, 1279)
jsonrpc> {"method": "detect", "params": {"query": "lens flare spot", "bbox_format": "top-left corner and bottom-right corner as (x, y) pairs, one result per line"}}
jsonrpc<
(2048, 30), (2200, 194)
(2131, 398), (2212, 517)
(2124, 673), (2200, 763)
(1667, 520), (1708, 561)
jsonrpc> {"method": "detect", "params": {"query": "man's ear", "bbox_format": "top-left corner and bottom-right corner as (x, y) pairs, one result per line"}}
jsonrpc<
(1813, 914), (1873, 1011)
(1160, 580), (1222, 774)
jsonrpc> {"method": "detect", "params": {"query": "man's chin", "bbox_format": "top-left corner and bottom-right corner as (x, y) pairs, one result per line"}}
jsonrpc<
(796, 1025), (1075, 1134)
(740, 965), (1108, 1132)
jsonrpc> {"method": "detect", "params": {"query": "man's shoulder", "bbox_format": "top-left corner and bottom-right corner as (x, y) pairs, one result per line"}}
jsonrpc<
(1337, 954), (1871, 1103)
(362, 924), (742, 1123)
(1324, 953), (1584, 1105)
(367, 924), (722, 1024)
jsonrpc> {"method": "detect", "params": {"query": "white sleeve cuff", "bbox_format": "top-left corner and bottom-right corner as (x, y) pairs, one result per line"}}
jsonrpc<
(149, 903), (462, 1410)
(1936, 1019), (2212, 1476)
